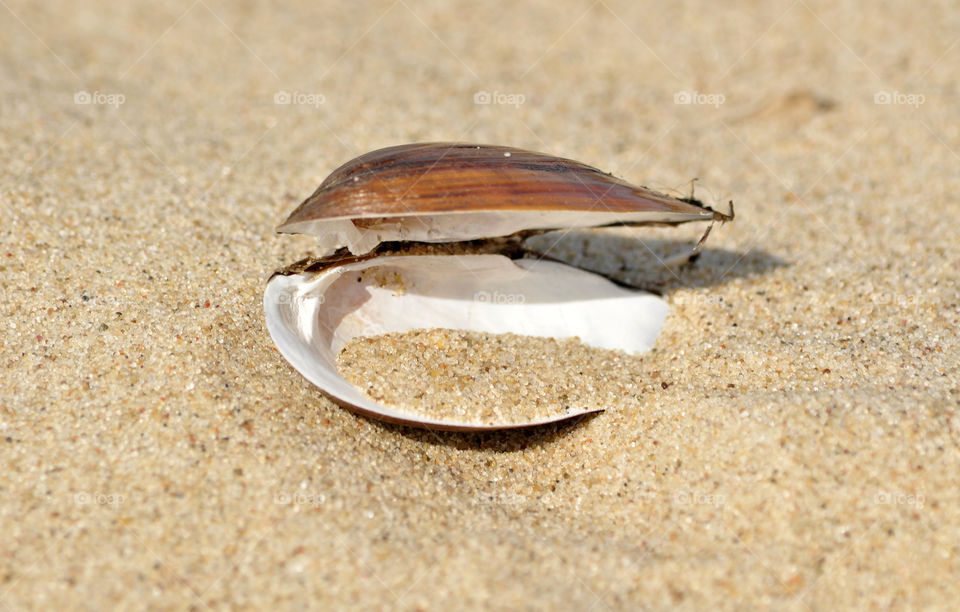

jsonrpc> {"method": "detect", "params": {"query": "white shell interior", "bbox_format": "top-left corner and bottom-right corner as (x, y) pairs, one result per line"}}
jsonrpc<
(280, 210), (707, 256)
(264, 254), (669, 430)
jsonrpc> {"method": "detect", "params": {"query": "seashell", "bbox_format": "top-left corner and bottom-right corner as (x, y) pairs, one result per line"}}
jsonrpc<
(265, 143), (732, 430)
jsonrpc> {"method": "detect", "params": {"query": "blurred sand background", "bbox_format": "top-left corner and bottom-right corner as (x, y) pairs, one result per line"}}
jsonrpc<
(2, 0), (959, 608)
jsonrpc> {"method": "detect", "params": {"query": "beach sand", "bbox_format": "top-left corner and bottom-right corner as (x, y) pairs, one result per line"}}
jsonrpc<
(2, 0), (958, 608)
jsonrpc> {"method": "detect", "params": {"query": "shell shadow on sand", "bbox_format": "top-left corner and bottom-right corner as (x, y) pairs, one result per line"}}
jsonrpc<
(521, 229), (787, 295)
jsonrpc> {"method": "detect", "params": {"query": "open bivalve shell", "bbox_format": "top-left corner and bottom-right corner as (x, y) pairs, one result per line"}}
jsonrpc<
(265, 143), (732, 430)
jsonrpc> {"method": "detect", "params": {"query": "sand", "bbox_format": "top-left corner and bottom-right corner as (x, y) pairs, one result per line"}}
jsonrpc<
(337, 329), (645, 426)
(2, 0), (959, 609)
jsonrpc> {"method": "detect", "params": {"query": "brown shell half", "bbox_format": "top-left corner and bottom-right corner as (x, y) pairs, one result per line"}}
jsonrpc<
(278, 142), (728, 231)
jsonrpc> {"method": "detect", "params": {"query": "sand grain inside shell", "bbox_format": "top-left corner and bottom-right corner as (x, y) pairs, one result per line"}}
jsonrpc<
(336, 328), (646, 425)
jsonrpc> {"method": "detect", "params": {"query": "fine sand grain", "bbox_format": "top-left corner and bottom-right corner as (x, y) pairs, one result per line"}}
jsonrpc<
(337, 329), (645, 425)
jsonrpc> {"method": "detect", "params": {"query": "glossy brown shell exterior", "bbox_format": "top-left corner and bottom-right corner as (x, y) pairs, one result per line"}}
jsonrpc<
(279, 142), (721, 230)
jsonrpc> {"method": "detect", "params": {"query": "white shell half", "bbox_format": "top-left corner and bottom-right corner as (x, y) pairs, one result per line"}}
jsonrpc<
(264, 254), (669, 430)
